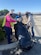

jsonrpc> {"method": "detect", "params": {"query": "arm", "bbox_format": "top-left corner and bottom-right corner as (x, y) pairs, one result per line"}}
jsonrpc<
(10, 15), (16, 22)
(7, 15), (16, 22)
(10, 18), (16, 22)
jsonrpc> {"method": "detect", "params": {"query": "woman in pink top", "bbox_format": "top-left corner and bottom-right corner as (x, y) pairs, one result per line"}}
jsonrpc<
(4, 10), (16, 44)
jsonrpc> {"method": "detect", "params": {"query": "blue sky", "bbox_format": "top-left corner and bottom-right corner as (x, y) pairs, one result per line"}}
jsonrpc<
(0, 0), (41, 13)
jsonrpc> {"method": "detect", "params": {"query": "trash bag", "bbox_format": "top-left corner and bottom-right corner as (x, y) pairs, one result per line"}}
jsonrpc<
(14, 22), (33, 50)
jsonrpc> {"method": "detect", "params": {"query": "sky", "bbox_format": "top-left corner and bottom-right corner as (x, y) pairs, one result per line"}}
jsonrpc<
(0, 0), (41, 13)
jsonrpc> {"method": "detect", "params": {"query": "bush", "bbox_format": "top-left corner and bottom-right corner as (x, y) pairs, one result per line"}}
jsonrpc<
(0, 19), (3, 27)
(0, 29), (6, 41)
(0, 18), (6, 41)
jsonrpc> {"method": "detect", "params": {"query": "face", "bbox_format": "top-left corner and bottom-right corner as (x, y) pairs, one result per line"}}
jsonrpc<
(17, 18), (22, 22)
(18, 12), (21, 15)
(10, 10), (14, 14)
(11, 11), (14, 14)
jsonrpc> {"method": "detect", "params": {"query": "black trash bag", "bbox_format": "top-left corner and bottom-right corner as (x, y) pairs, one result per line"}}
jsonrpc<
(14, 22), (33, 50)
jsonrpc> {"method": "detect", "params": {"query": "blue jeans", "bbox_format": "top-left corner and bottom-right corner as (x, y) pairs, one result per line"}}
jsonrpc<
(32, 27), (34, 37)
(4, 26), (12, 44)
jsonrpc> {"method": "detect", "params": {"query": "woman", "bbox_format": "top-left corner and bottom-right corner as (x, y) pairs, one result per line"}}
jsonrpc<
(2, 10), (16, 44)
(25, 12), (34, 38)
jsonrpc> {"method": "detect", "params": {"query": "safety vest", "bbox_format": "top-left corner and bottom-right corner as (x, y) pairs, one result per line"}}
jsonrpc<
(2, 17), (15, 27)
(2, 17), (6, 27)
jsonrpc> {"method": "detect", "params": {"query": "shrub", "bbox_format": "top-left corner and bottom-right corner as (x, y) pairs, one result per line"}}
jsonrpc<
(0, 18), (6, 41)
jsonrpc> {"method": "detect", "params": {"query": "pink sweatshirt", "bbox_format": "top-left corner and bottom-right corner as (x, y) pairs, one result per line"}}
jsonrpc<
(5, 15), (16, 28)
